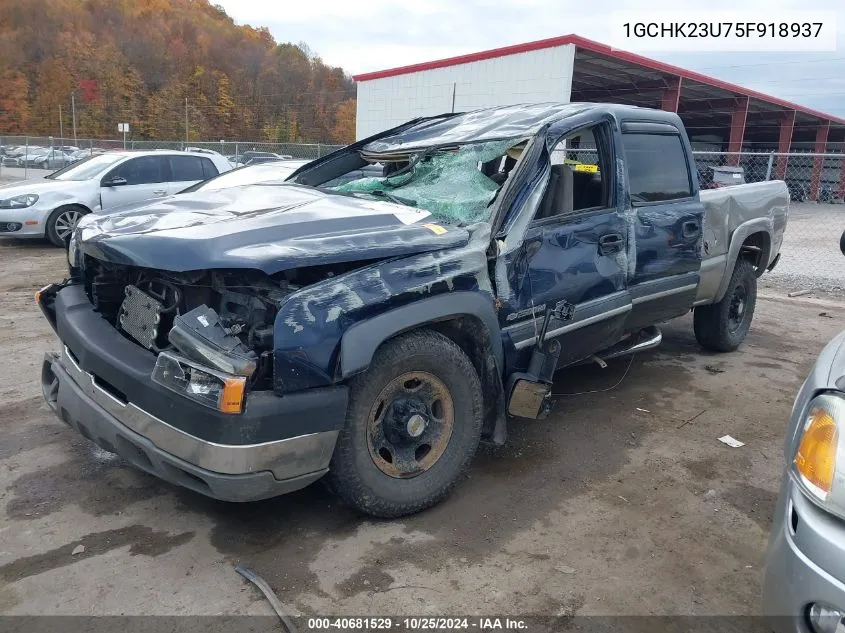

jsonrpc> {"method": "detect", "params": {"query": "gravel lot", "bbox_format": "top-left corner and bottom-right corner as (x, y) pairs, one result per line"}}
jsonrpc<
(761, 202), (845, 298)
(0, 238), (843, 624)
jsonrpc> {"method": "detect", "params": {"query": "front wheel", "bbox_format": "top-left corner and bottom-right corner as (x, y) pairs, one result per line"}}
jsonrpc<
(46, 205), (87, 247)
(327, 330), (483, 518)
(694, 258), (758, 352)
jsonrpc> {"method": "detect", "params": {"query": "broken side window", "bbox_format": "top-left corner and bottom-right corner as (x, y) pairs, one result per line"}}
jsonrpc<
(328, 139), (526, 225)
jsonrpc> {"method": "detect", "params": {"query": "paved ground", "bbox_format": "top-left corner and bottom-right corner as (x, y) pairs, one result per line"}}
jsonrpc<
(0, 166), (49, 182)
(761, 202), (845, 298)
(0, 238), (843, 620)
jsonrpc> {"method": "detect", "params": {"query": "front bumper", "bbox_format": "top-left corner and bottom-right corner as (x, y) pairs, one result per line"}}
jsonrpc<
(0, 207), (46, 237)
(38, 283), (350, 502)
(763, 474), (845, 632)
(42, 349), (340, 501)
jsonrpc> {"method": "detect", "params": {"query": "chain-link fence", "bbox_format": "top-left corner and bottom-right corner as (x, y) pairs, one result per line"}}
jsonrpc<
(0, 135), (344, 180)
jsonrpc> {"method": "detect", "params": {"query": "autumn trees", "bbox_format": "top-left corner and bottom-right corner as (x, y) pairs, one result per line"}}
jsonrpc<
(0, 0), (357, 143)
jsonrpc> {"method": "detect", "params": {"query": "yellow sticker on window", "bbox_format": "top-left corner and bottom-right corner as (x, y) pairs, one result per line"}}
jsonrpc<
(574, 163), (599, 173)
(423, 223), (447, 235)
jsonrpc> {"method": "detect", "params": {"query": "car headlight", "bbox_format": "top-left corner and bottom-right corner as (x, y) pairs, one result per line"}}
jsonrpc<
(0, 194), (39, 209)
(67, 230), (80, 267)
(792, 392), (845, 516)
(151, 351), (246, 414)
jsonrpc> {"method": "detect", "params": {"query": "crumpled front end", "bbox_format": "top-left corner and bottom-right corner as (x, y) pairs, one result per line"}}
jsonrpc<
(36, 260), (350, 501)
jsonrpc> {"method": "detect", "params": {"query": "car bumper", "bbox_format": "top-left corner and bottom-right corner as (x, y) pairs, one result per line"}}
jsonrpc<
(42, 348), (341, 502)
(763, 475), (845, 632)
(38, 283), (349, 502)
(0, 207), (47, 237)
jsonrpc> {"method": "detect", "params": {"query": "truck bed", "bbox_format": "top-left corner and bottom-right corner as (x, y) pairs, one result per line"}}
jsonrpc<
(695, 180), (789, 305)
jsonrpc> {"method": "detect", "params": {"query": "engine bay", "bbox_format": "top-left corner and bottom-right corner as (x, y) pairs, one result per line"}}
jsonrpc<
(80, 255), (337, 390)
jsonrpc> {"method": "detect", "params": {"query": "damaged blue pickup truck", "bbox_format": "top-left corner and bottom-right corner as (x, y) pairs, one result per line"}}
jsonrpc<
(38, 103), (788, 517)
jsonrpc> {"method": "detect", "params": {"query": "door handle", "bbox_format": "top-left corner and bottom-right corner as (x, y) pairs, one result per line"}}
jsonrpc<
(683, 220), (700, 238)
(598, 233), (624, 254)
(153, 189), (167, 196)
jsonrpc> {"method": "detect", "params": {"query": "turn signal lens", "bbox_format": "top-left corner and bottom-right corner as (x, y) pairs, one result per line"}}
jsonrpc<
(794, 394), (845, 501)
(220, 377), (246, 414)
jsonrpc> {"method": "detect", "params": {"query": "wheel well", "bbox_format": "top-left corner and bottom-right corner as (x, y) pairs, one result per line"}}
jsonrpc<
(739, 231), (771, 275)
(53, 203), (91, 215)
(377, 316), (506, 444)
(428, 317), (506, 444)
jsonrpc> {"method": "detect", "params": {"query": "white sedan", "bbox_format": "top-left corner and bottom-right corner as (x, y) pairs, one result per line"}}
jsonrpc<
(0, 150), (232, 245)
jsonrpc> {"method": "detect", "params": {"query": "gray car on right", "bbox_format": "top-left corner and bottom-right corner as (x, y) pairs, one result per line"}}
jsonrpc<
(763, 229), (845, 633)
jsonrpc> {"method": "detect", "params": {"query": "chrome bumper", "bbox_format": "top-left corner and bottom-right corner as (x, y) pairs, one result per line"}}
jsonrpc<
(42, 347), (339, 501)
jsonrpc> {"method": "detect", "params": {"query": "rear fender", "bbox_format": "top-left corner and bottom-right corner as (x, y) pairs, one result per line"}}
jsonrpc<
(714, 218), (773, 303)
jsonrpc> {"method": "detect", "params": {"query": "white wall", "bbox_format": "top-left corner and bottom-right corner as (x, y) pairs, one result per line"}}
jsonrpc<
(355, 44), (576, 140)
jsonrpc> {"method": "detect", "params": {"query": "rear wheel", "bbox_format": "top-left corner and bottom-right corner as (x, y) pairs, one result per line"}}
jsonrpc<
(694, 258), (757, 352)
(46, 205), (87, 247)
(327, 330), (483, 518)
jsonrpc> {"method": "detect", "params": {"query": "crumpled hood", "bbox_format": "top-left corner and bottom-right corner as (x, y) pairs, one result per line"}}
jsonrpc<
(78, 183), (470, 274)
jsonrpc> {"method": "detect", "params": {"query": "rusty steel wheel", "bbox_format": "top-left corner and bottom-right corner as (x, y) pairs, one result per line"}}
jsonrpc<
(366, 371), (455, 478)
(327, 329), (484, 518)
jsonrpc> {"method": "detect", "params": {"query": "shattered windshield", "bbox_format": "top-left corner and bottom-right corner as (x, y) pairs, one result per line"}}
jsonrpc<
(328, 139), (524, 225)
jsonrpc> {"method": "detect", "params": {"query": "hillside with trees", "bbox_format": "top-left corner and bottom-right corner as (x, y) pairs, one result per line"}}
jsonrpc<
(0, 0), (357, 143)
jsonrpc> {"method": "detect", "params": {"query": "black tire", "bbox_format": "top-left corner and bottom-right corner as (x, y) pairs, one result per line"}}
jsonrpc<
(327, 329), (483, 518)
(46, 205), (87, 247)
(694, 258), (757, 352)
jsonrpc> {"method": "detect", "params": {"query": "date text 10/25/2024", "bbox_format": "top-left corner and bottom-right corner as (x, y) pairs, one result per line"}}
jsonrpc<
(306, 617), (530, 631)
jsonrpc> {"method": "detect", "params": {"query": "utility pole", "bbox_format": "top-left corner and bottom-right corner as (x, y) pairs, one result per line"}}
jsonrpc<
(71, 94), (78, 146)
(185, 97), (189, 147)
(59, 105), (63, 142)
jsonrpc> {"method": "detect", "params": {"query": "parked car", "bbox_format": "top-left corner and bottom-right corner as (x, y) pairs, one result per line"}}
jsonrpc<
(37, 103), (788, 517)
(177, 159), (311, 192)
(185, 146), (225, 157)
(235, 150), (287, 166)
(22, 147), (56, 168)
(33, 149), (75, 170)
(3, 145), (38, 159)
(11, 147), (48, 167)
(0, 150), (231, 245)
(762, 229), (845, 631)
(68, 148), (108, 162)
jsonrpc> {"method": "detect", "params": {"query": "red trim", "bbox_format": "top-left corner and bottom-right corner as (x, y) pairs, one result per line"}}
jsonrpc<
(661, 77), (681, 113)
(810, 122), (831, 201)
(775, 112), (796, 180)
(351, 35), (580, 82)
(727, 97), (749, 165)
(352, 34), (845, 126)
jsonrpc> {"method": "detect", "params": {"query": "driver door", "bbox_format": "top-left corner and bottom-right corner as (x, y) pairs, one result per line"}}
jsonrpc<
(100, 156), (170, 210)
(499, 122), (632, 367)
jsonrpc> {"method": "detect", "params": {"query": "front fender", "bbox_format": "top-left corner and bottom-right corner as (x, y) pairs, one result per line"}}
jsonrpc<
(272, 224), (496, 394)
(339, 291), (503, 378)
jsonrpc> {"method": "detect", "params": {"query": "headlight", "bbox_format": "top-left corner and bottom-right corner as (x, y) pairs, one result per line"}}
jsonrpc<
(67, 230), (80, 267)
(151, 351), (246, 414)
(792, 393), (845, 516)
(0, 194), (39, 209)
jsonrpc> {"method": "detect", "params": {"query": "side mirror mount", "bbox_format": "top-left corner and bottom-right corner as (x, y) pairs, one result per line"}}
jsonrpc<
(103, 176), (127, 187)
